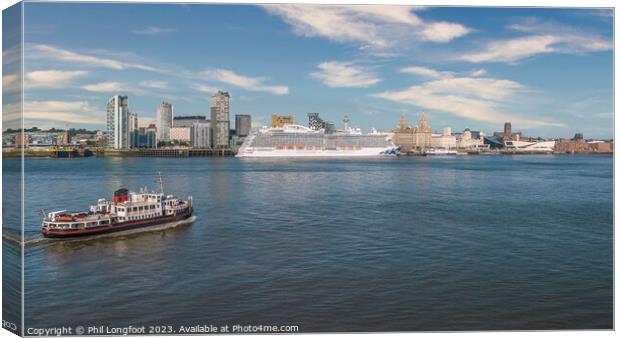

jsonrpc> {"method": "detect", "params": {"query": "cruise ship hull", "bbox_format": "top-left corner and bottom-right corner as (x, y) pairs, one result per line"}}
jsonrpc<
(237, 147), (399, 158)
(41, 208), (193, 238)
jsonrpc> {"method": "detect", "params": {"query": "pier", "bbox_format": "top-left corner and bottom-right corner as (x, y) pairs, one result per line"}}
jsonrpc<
(113, 148), (235, 157)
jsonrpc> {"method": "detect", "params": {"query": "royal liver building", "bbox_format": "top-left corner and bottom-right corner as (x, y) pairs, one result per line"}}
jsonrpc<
(392, 113), (433, 151)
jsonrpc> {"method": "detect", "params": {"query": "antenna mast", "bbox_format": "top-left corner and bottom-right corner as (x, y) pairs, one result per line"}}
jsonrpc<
(158, 172), (164, 194)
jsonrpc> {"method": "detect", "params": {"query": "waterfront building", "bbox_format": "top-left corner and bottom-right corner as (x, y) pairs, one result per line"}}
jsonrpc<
(145, 124), (157, 148)
(170, 127), (191, 142)
(431, 127), (457, 149)
(210, 90), (230, 148)
(174, 115), (207, 128)
(555, 137), (613, 153)
(156, 101), (174, 142)
(271, 114), (293, 128)
(106, 95), (129, 149)
(504, 139), (556, 153)
(308, 112), (326, 130)
(392, 113), (433, 151)
(307, 113), (337, 133)
(62, 130), (70, 145)
(129, 112), (139, 148)
(573, 133), (584, 141)
(191, 121), (211, 149)
(456, 128), (485, 149)
(235, 114), (252, 137)
(15, 133), (29, 149)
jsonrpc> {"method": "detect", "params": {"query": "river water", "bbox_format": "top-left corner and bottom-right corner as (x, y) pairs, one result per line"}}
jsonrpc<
(2, 155), (613, 332)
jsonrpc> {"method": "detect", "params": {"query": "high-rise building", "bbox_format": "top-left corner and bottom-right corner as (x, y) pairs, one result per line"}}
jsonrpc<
(235, 114), (251, 137)
(137, 127), (147, 148)
(156, 101), (174, 142)
(191, 121), (211, 149)
(210, 90), (230, 148)
(271, 114), (293, 128)
(106, 95), (129, 149)
(128, 112), (139, 148)
(145, 124), (157, 148)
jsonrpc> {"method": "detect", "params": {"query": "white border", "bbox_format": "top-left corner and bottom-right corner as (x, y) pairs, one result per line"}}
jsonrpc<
(0, 1), (616, 338)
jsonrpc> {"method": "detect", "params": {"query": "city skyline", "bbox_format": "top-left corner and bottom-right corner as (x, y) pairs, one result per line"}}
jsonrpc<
(4, 3), (614, 138)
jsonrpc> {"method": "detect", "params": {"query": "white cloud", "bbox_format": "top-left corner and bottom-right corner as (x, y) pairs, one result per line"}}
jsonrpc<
(373, 72), (564, 127)
(461, 35), (558, 63)
(191, 84), (220, 94)
(203, 68), (289, 95)
(3, 73), (20, 92)
(25, 70), (89, 89)
(28, 44), (162, 72)
(2, 100), (22, 125)
(310, 61), (381, 88)
(419, 22), (470, 43)
(461, 19), (612, 63)
(262, 5), (469, 51)
(131, 26), (176, 35)
(82, 82), (126, 92)
(399, 66), (453, 79)
(21, 100), (104, 125)
(139, 80), (170, 90)
(470, 68), (486, 77)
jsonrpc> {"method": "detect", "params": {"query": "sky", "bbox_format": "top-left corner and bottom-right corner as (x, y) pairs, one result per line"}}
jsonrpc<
(3, 3), (614, 138)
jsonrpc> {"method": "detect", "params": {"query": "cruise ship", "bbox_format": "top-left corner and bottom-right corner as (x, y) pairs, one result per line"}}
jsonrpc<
(237, 114), (399, 158)
(41, 175), (193, 238)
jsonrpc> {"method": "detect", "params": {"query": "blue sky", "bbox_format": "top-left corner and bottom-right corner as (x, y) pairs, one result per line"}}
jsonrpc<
(6, 3), (614, 138)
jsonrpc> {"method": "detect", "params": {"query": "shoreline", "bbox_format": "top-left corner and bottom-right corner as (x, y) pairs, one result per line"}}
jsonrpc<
(2, 149), (613, 158)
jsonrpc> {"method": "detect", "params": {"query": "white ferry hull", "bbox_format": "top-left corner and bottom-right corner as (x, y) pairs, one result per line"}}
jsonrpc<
(237, 147), (399, 158)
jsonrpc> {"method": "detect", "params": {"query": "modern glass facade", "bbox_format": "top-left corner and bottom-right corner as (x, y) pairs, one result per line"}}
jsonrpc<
(191, 122), (211, 149)
(210, 91), (230, 148)
(235, 114), (251, 137)
(106, 95), (129, 149)
(156, 102), (173, 142)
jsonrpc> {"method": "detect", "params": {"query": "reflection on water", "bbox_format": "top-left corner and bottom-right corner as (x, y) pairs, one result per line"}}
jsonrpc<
(2, 156), (612, 331)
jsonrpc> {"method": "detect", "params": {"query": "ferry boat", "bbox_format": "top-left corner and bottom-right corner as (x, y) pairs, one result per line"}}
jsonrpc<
(424, 148), (459, 156)
(237, 123), (399, 158)
(41, 175), (193, 238)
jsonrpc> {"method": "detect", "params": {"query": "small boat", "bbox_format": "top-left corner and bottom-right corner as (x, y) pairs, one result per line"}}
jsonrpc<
(41, 174), (193, 238)
(424, 148), (458, 156)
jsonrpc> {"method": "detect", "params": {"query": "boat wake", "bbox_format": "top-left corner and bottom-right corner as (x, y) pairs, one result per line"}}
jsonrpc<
(2, 216), (197, 246)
